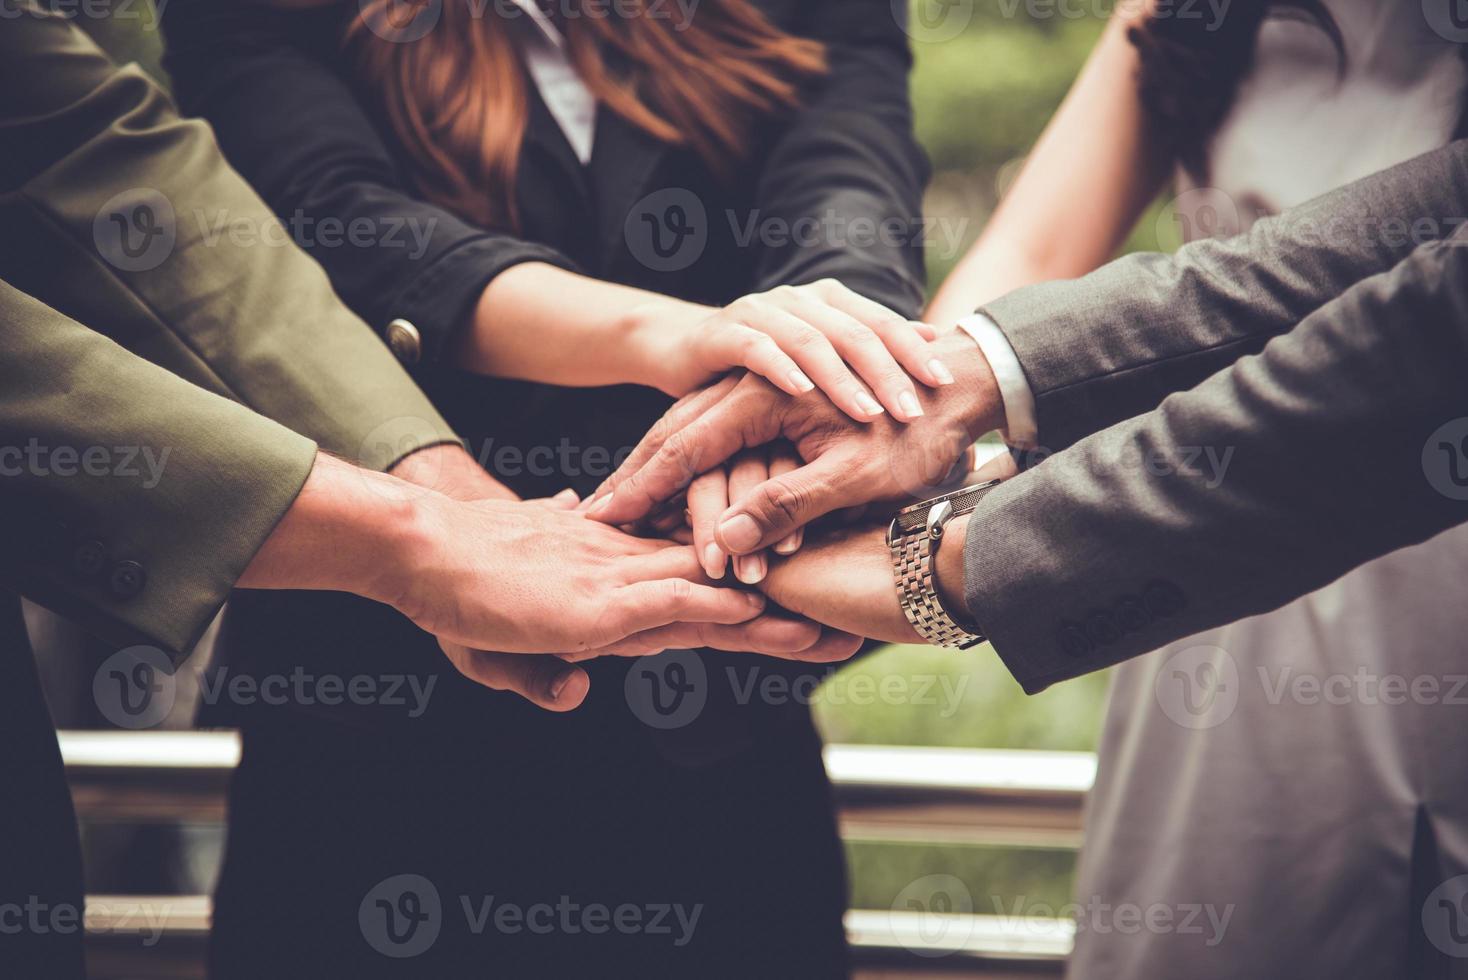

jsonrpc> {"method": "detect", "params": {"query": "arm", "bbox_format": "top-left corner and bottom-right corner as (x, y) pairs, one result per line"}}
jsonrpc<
(593, 136), (1468, 553)
(160, 1), (944, 419)
(763, 231), (1468, 691)
(963, 230), (1468, 690)
(984, 138), (1468, 452)
(925, 10), (1171, 327)
(0, 9), (459, 473)
(746, 0), (931, 318)
(0, 279), (318, 660)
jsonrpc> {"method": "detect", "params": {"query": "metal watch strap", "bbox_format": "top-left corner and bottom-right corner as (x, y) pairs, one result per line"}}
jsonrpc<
(888, 480), (999, 649)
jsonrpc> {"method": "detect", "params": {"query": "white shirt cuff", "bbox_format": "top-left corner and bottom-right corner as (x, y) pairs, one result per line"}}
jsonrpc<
(954, 312), (1038, 450)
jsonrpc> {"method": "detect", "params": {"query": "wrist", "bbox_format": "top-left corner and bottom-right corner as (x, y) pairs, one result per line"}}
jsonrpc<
(933, 511), (973, 627)
(929, 330), (1005, 437)
(620, 296), (714, 394)
(240, 452), (435, 609)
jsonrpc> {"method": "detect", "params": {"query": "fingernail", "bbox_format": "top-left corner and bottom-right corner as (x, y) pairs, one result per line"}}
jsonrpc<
(855, 391), (884, 417)
(555, 488), (579, 503)
(788, 369), (815, 393)
(549, 668), (577, 701)
(718, 514), (763, 552)
(703, 542), (727, 579)
(773, 530), (803, 554)
(928, 358), (955, 385)
(735, 553), (767, 584)
(897, 391), (924, 420)
(745, 591), (767, 610)
(586, 495), (612, 518)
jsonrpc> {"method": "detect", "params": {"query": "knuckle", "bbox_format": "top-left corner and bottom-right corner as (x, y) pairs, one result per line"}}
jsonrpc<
(759, 478), (811, 526)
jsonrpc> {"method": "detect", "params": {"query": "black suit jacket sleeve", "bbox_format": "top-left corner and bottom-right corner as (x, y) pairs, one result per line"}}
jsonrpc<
(964, 229), (1468, 693)
(750, 0), (930, 317)
(160, 0), (578, 364)
(979, 140), (1468, 453)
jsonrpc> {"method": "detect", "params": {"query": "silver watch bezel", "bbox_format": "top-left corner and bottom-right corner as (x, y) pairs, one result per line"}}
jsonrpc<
(887, 479), (1000, 649)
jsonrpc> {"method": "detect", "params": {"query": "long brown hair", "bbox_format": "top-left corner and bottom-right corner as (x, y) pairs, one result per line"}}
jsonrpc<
(347, 0), (826, 229)
(1129, 0), (1344, 181)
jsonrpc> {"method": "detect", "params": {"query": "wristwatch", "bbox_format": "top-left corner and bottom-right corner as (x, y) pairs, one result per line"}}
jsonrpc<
(887, 480), (1000, 649)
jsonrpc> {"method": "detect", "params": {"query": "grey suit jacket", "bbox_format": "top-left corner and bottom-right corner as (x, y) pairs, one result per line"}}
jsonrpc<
(965, 142), (1468, 692)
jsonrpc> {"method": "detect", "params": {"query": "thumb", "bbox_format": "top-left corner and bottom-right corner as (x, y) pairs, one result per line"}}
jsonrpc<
(715, 452), (856, 555)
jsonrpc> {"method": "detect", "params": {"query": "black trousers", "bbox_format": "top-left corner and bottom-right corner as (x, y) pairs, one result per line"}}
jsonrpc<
(0, 595), (86, 979)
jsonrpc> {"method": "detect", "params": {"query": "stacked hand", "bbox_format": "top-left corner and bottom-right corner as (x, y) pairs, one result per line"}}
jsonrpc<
(582, 330), (1009, 642)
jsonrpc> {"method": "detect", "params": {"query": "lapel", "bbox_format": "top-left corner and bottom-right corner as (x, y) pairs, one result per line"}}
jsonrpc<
(587, 101), (669, 260)
(522, 84), (592, 207)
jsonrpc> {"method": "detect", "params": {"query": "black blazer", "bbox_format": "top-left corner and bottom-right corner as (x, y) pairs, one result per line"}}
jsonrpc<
(161, 0), (929, 364)
(158, 6), (927, 976)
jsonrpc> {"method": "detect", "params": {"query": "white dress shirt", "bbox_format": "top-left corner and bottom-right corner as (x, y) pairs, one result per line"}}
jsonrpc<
(510, 0), (597, 164)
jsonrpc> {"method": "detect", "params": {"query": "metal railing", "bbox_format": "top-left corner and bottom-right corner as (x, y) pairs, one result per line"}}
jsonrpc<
(62, 731), (1090, 978)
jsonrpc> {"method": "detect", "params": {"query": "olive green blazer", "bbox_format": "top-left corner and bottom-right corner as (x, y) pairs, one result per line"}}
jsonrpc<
(0, 9), (458, 661)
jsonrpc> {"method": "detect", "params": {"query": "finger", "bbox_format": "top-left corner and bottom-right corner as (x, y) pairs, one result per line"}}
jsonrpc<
(590, 615), (820, 657)
(717, 451), (860, 555)
(737, 299), (883, 422)
(807, 281), (952, 390)
(781, 291), (922, 421)
(597, 579), (768, 645)
(708, 324), (815, 397)
(767, 448), (804, 555)
(457, 649), (590, 712)
(687, 467), (731, 579)
(971, 448), (1021, 483)
(586, 373), (740, 510)
(589, 401), (758, 527)
(534, 488), (580, 511)
(727, 451), (772, 584)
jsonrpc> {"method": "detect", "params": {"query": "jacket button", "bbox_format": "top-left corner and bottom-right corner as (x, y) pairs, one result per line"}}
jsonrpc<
(108, 560), (146, 600)
(1057, 621), (1092, 658)
(1085, 610), (1121, 647)
(385, 318), (422, 365)
(71, 538), (109, 578)
(1115, 595), (1151, 633)
(1143, 580), (1186, 618)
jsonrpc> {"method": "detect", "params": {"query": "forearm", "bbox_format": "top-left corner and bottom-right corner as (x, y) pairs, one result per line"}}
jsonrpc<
(985, 138), (1468, 453)
(962, 234), (1468, 692)
(459, 263), (707, 390)
(237, 453), (422, 604)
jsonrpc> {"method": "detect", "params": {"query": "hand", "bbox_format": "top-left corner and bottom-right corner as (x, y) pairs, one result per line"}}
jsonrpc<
(586, 331), (1004, 556)
(759, 514), (976, 646)
(388, 442), (519, 502)
(631, 279), (952, 421)
(672, 442), (805, 583)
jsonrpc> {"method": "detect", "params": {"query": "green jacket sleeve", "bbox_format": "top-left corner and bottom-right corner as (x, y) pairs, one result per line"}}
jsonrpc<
(0, 281), (317, 661)
(0, 7), (458, 471)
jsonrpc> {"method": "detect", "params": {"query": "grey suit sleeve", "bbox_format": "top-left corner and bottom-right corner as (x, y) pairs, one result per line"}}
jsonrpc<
(963, 231), (1468, 693)
(979, 140), (1468, 453)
